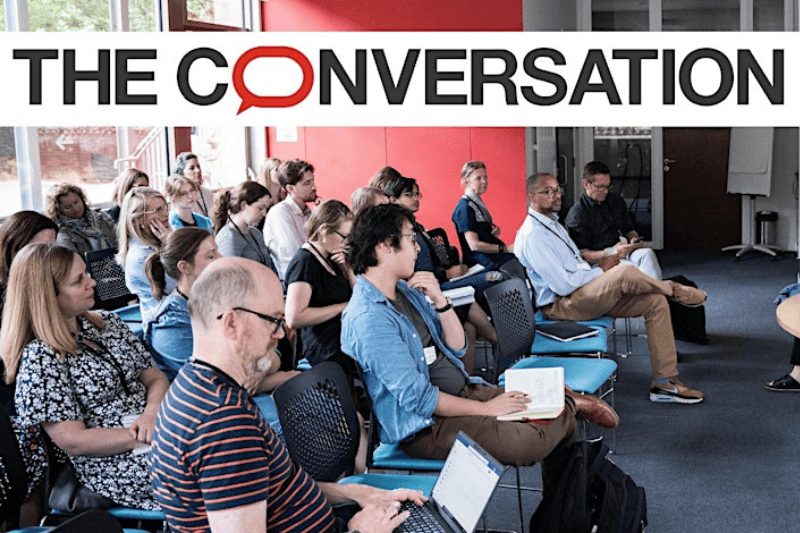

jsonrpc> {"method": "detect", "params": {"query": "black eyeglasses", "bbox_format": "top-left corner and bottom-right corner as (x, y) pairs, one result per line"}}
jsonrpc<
(333, 229), (350, 240)
(217, 306), (284, 334)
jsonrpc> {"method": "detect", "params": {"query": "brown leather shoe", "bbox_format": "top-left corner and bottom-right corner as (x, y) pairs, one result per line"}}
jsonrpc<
(569, 393), (620, 429)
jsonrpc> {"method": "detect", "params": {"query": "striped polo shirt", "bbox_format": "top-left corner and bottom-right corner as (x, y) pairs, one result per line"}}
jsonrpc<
(149, 362), (336, 533)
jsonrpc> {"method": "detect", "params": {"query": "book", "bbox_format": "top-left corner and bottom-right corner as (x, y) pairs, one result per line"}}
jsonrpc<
(535, 321), (599, 342)
(450, 263), (485, 282)
(497, 367), (565, 421)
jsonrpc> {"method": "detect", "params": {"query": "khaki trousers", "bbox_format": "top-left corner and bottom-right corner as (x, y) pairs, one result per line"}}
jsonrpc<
(544, 264), (679, 380)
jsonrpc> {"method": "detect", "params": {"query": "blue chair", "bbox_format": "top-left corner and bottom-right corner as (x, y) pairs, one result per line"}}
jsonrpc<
(484, 278), (618, 451)
(112, 304), (143, 339)
(271, 362), (437, 495)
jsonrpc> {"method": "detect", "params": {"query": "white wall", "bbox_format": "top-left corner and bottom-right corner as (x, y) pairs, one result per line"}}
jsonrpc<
(752, 128), (799, 252)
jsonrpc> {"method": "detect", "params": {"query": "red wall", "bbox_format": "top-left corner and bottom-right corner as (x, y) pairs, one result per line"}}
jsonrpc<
(261, 1), (527, 247)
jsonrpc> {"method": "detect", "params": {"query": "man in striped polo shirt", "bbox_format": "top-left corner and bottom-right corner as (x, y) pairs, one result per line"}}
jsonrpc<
(150, 257), (423, 533)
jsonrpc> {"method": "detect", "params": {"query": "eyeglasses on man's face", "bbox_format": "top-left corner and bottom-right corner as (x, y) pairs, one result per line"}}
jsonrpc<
(533, 187), (564, 198)
(217, 306), (284, 334)
(589, 182), (611, 192)
(402, 190), (422, 199)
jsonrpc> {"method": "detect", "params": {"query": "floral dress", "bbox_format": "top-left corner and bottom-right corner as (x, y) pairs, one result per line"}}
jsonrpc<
(14, 312), (160, 510)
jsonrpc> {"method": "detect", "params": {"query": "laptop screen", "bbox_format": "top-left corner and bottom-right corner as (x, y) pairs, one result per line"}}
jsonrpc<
(430, 432), (505, 533)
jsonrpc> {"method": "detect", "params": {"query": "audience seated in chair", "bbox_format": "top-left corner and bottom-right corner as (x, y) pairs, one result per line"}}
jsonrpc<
(515, 172), (706, 404)
(1, 243), (168, 511)
(174, 152), (213, 218)
(47, 183), (117, 258)
(116, 187), (175, 324)
(149, 257), (425, 533)
(264, 159), (320, 281)
(565, 161), (662, 280)
(107, 169), (149, 224)
(384, 175), (501, 375)
(451, 161), (516, 271)
(341, 204), (617, 476)
(213, 181), (277, 275)
(164, 174), (213, 232)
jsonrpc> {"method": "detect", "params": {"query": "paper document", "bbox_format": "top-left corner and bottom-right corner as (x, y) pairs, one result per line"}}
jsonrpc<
(450, 264), (485, 282)
(425, 286), (476, 308)
(498, 367), (565, 421)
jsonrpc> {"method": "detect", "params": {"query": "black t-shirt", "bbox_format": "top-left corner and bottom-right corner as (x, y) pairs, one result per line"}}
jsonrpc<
(285, 248), (352, 366)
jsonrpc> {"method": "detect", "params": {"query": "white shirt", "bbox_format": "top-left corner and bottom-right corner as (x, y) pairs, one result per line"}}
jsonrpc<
(263, 197), (310, 279)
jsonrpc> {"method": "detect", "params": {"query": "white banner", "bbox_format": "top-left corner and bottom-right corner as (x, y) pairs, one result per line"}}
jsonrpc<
(0, 31), (795, 126)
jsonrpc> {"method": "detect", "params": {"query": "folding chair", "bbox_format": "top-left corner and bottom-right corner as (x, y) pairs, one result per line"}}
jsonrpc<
(272, 362), (437, 496)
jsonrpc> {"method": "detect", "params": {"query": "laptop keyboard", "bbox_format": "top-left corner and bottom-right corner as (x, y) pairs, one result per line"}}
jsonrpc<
(397, 501), (446, 533)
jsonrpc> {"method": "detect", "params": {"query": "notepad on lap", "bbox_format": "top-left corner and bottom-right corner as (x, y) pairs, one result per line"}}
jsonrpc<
(536, 321), (599, 342)
(498, 367), (565, 421)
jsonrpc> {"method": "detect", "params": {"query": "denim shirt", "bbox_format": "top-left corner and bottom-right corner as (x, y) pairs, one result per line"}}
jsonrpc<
(125, 239), (177, 325)
(341, 276), (474, 444)
(144, 294), (192, 381)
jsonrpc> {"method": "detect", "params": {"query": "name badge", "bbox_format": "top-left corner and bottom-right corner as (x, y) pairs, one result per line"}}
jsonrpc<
(424, 346), (437, 365)
(577, 262), (591, 271)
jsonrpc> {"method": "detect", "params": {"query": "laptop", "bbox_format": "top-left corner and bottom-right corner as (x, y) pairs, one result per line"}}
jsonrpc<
(397, 431), (506, 533)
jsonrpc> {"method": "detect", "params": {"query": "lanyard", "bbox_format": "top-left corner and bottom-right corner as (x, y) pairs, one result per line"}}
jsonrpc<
(189, 358), (245, 392)
(306, 241), (340, 275)
(528, 213), (584, 263)
(229, 221), (268, 265)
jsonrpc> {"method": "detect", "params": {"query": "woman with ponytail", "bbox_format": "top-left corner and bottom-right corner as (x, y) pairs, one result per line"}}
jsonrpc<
(213, 181), (276, 274)
(143, 228), (221, 380)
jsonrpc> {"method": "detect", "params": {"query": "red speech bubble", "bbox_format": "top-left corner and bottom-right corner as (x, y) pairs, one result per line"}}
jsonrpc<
(233, 46), (314, 115)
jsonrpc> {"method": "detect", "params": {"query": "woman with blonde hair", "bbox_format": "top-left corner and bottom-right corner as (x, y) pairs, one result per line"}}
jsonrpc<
(46, 182), (117, 257)
(164, 174), (213, 232)
(213, 181), (276, 273)
(117, 186), (175, 323)
(108, 168), (149, 223)
(257, 157), (285, 206)
(1, 243), (168, 510)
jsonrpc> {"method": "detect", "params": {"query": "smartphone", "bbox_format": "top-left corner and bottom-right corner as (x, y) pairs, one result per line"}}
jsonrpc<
(632, 237), (644, 244)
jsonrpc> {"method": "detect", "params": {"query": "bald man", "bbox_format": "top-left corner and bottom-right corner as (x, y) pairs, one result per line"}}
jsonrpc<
(515, 173), (705, 405)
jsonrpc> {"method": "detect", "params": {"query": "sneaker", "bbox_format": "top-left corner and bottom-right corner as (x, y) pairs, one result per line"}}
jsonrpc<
(649, 378), (704, 404)
(667, 281), (707, 307)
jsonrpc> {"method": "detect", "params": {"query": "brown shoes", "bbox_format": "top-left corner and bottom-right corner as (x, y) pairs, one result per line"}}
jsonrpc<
(667, 281), (707, 307)
(568, 392), (620, 429)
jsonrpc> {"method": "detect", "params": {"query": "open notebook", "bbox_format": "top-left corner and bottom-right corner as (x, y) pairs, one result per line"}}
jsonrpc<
(397, 432), (505, 533)
(497, 367), (565, 421)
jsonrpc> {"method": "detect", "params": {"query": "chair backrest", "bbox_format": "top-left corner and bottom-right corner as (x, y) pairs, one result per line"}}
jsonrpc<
(483, 278), (537, 375)
(0, 405), (29, 528)
(272, 362), (360, 482)
(425, 227), (458, 267)
(84, 248), (136, 311)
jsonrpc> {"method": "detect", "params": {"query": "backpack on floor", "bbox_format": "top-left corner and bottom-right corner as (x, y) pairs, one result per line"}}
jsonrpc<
(665, 275), (708, 344)
(530, 440), (647, 533)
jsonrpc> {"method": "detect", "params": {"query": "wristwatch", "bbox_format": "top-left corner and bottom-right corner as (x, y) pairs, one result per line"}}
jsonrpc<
(435, 297), (453, 313)
(498, 243), (506, 254)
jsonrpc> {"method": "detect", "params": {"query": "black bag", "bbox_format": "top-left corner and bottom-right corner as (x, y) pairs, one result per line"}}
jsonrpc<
(530, 440), (647, 533)
(48, 462), (115, 514)
(665, 275), (708, 344)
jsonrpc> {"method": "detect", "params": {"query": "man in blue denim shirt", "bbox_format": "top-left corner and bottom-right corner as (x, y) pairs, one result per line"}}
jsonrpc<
(341, 204), (618, 466)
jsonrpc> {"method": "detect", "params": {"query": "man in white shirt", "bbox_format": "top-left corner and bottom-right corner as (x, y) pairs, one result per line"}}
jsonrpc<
(515, 172), (706, 405)
(263, 159), (318, 280)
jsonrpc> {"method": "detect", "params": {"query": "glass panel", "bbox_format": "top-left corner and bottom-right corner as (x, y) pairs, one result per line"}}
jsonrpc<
(27, 0), (111, 31)
(754, 0), (786, 31)
(118, 126), (169, 190)
(662, 0), (739, 31)
(38, 127), (118, 208)
(0, 128), (22, 217)
(593, 127), (653, 241)
(190, 127), (248, 190)
(592, 0), (649, 31)
(129, 0), (158, 31)
(187, 0), (245, 27)
(0, 2), (7, 31)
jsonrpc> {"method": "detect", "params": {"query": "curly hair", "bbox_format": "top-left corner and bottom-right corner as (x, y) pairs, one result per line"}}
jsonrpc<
(45, 182), (88, 221)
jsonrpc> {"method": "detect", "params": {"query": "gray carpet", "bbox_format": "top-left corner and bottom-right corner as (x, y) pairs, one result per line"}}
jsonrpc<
(480, 249), (800, 533)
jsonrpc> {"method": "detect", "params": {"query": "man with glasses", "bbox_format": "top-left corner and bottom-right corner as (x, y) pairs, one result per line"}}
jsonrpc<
(342, 204), (618, 471)
(150, 257), (424, 533)
(515, 173), (706, 404)
(565, 161), (661, 280)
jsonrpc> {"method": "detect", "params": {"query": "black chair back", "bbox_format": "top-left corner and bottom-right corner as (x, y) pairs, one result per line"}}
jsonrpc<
(483, 278), (537, 375)
(272, 362), (360, 482)
(84, 247), (136, 311)
(0, 405), (28, 529)
(425, 227), (459, 267)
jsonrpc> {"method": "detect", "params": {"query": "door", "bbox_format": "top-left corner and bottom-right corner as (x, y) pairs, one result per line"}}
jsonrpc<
(663, 128), (740, 250)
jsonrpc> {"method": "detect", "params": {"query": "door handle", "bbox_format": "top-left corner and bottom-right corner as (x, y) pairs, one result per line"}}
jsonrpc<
(664, 158), (677, 171)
